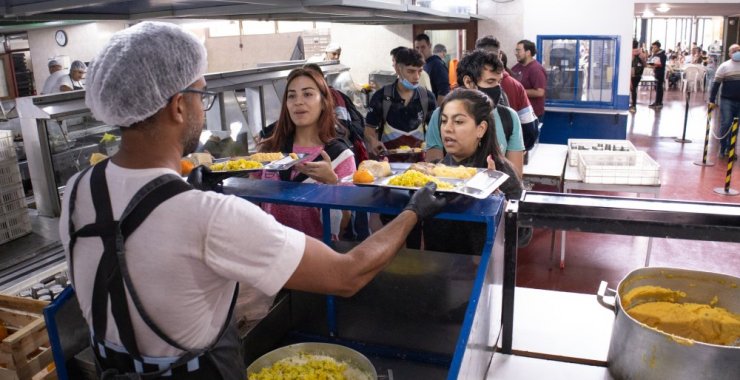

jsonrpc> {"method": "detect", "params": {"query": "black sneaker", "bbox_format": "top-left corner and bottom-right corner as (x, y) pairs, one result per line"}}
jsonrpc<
(648, 103), (663, 109)
(629, 106), (636, 113)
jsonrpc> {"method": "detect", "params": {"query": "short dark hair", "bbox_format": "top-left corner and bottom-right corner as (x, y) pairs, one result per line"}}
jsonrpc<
(652, 40), (661, 48)
(456, 50), (503, 86)
(414, 33), (431, 45)
(395, 47), (424, 67)
(302, 63), (324, 75)
(517, 39), (537, 56)
(632, 39), (639, 49)
(390, 46), (405, 58)
(476, 35), (501, 52)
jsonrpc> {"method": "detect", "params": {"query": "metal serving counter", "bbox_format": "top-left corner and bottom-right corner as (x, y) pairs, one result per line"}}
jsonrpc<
(13, 61), (350, 218)
(220, 178), (506, 379)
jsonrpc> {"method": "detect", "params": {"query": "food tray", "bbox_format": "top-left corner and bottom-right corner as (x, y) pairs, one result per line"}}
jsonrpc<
(352, 168), (509, 199)
(568, 139), (636, 166)
(577, 150), (660, 185)
(209, 154), (306, 175)
(0, 208), (32, 245)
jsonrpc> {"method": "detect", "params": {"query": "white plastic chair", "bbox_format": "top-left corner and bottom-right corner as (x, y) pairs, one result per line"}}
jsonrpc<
(681, 66), (702, 93)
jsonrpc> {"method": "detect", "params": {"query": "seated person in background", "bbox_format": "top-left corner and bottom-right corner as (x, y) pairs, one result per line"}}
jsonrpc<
(365, 47), (436, 161)
(258, 68), (356, 239)
(426, 50), (525, 177)
(423, 88), (527, 255)
(59, 60), (86, 91)
(667, 55), (681, 89)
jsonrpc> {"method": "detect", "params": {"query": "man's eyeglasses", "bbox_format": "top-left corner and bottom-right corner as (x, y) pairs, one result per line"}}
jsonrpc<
(179, 88), (218, 111)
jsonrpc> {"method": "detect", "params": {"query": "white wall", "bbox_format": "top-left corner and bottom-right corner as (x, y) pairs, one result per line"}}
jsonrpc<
(329, 23), (413, 85)
(27, 22), (127, 93)
(477, 0), (635, 99)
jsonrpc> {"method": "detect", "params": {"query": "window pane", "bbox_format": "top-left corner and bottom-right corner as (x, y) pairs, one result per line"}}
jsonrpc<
(542, 39), (578, 101)
(582, 39), (615, 103)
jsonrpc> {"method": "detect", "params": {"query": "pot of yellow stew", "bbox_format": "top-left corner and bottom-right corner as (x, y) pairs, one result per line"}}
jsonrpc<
(597, 267), (739, 380)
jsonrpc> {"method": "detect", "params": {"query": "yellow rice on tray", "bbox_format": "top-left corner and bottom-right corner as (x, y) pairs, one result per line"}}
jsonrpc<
(388, 169), (454, 189)
(248, 353), (372, 380)
(210, 159), (263, 171)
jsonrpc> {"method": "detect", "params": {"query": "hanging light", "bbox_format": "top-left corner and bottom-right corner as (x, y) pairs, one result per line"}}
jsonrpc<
(642, 8), (654, 18)
(656, 3), (671, 13)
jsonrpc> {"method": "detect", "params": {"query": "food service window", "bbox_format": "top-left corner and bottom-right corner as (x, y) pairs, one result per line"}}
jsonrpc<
(537, 35), (620, 109)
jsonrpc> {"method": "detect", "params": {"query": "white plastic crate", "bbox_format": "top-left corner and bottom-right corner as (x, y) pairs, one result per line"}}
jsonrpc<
(0, 184), (27, 215)
(0, 208), (32, 245)
(568, 139), (636, 166)
(578, 150), (660, 185)
(0, 130), (16, 162)
(0, 159), (22, 188)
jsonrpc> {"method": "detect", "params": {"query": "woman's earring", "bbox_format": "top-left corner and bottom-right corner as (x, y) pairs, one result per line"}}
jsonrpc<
(478, 139), (482, 147)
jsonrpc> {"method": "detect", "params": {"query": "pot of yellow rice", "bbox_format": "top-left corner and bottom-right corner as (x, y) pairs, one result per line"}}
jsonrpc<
(247, 342), (377, 380)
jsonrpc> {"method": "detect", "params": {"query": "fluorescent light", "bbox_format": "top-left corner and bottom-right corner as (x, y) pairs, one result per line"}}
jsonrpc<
(656, 3), (671, 13)
(642, 9), (654, 18)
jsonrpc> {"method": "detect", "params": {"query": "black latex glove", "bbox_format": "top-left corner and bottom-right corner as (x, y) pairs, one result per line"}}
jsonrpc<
(187, 165), (216, 191)
(403, 182), (447, 220)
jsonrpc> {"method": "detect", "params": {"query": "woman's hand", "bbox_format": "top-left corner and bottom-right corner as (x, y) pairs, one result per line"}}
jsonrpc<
(487, 154), (497, 170)
(295, 150), (338, 184)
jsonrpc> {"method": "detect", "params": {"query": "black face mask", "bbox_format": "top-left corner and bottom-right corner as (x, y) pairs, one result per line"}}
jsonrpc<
(478, 85), (501, 106)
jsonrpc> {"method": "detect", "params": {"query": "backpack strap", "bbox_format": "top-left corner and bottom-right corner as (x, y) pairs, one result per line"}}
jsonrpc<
(418, 86), (429, 133)
(497, 105), (514, 146)
(380, 84), (394, 139)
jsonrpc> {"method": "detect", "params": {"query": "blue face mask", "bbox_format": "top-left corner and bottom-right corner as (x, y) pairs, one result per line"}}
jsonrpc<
(400, 78), (419, 90)
(732, 52), (740, 62)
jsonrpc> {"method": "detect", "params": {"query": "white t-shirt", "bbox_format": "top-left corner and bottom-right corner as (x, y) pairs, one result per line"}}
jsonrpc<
(59, 162), (305, 357)
(41, 70), (68, 94)
(55, 74), (83, 91)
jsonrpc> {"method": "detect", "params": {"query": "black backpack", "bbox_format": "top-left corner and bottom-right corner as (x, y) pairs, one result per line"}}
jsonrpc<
(632, 54), (645, 78)
(379, 83), (430, 139)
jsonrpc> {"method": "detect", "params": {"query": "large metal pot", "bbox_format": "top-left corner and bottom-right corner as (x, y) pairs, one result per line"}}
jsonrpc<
(247, 342), (377, 379)
(597, 267), (739, 380)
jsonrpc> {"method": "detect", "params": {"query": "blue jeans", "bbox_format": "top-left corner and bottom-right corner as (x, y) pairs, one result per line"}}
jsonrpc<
(719, 98), (740, 155)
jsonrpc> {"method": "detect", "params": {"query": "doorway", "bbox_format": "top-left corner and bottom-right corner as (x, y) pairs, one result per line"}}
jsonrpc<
(413, 21), (478, 64)
(1, 33), (35, 100)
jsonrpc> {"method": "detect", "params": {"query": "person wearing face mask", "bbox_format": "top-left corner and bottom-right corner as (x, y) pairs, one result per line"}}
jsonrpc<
(708, 44), (740, 159)
(425, 50), (525, 177)
(364, 47), (436, 162)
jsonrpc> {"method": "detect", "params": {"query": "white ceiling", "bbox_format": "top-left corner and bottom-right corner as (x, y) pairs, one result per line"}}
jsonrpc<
(635, 3), (740, 17)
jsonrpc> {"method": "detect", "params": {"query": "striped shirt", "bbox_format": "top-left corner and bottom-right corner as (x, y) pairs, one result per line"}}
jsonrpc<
(709, 59), (740, 103)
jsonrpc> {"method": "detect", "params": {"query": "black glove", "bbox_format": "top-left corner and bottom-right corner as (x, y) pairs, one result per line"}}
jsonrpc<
(187, 165), (218, 191)
(403, 182), (447, 220)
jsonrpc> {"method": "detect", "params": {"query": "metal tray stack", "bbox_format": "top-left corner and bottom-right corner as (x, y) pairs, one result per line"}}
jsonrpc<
(0, 130), (31, 245)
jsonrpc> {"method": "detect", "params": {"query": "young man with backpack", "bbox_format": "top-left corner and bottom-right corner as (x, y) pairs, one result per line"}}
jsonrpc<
(365, 47), (436, 162)
(630, 39), (647, 113)
(425, 50), (524, 177)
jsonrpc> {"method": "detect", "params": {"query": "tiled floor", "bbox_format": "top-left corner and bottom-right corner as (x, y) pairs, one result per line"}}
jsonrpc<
(517, 86), (740, 294)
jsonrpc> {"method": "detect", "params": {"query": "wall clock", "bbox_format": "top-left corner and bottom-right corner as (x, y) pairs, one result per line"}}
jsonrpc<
(55, 30), (67, 47)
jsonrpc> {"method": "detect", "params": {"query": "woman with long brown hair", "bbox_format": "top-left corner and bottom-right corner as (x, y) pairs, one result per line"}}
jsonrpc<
(259, 68), (356, 239)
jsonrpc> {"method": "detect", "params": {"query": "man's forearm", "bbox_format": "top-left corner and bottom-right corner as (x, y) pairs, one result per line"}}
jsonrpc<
(526, 88), (545, 98)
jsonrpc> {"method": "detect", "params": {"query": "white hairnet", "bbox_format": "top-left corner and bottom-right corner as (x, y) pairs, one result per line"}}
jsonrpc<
(48, 59), (61, 67)
(85, 21), (207, 127)
(71, 60), (87, 71)
(325, 42), (341, 53)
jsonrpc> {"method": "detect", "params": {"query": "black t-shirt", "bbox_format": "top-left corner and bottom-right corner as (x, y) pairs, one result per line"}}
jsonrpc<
(423, 55), (451, 97)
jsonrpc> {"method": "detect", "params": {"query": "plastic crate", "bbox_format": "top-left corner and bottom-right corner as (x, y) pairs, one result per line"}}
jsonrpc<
(577, 150), (660, 185)
(0, 160), (22, 189)
(0, 131), (16, 162)
(568, 139), (636, 166)
(0, 208), (32, 245)
(0, 184), (26, 216)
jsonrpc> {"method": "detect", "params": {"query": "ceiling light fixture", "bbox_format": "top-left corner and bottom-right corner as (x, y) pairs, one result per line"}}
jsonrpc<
(642, 8), (654, 18)
(656, 3), (671, 13)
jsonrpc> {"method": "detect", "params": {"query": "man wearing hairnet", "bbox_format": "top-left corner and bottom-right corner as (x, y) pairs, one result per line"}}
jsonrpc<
(324, 42), (341, 61)
(60, 21), (445, 379)
(58, 60), (86, 91)
(41, 59), (67, 95)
